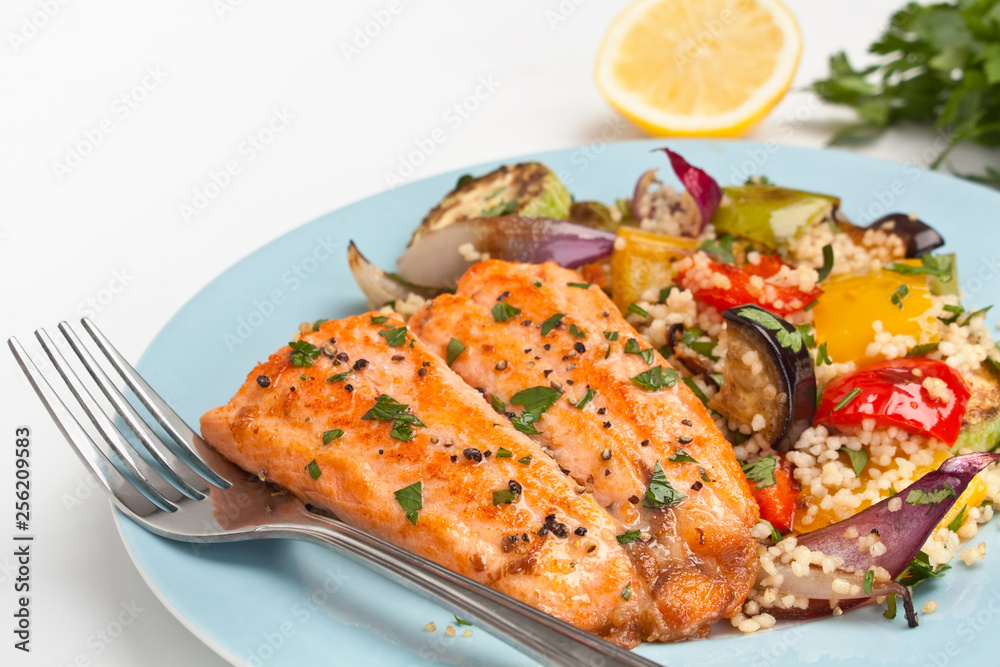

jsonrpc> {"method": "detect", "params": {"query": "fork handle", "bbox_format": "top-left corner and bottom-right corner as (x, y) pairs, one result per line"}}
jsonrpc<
(263, 512), (658, 667)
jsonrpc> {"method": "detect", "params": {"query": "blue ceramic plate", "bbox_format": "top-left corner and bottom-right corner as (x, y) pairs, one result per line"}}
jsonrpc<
(119, 140), (1000, 666)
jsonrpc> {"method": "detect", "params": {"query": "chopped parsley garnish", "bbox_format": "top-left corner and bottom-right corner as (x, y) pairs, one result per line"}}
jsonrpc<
(490, 394), (506, 413)
(947, 505), (968, 533)
(575, 388), (596, 410)
(863, 569), (875, 595)
(817, 244), (835, 282)
(620, 582), (632, 601)
(643, 462), (687, 507)
(394, 481), (423, 525)
(569, 323), (586, 339)
(838, 447), (869, 477)
(794, 324), (817, 349)
(668, 448), (697, 464)
(626, 303), (650, 318)
(939, 304), (965, 325)
(834, 387), (862, 411)
(378, 326), (407, 347)
(741, 454), (777, 489)
(567, 282), (591, 289)
(327, 371), (351, 383)
(616, 530), (641, 545)
(370, 315), (388, 324)
(964, 305), (993, 325)
(896, 550), (950, 588)
(678, 327), (704, 348)
(698, 233), (735, 264)
(540, 312), (566, 336)
(322, 429), (344, 444)
(681, 377), (710, 407)
(288, 340), (320, 367)
(690, 340), (719, 360)
(496, 447), (513, 458)
(446, 338), (466, 366)
(306, 459), (321, 480)
(509, 411), (542, 435)
(890, 284), (909, 310)
(603, 331), (619, 341)
(659, 284), (681, 302)
(803, 299), (819, 311)
(532, 280), (542, 288)
(905, 482), (957, 513)
(517, 456), (531, 465)
(709, 373), (724, 387)
(737, 307), (804, 353)
(630, 366), (678, 392)
(362, 394), (425, 442)
(454, 616), (472, 627)
(604, 344), (611, 359)
(887, 254), (954, 284)
(312, 319), (327, 331)
(815, 342), (833, 366)
(492, 488), (520, 505)
(759, 518), (783, 543)
(699, 467), (714, 483)
(492, 301), (521, 322)
(624, 338), (641, 355)
(510, 386), (564, 414)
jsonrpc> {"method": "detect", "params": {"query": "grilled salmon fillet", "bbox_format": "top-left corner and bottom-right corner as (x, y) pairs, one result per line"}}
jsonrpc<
(409, 260), (760, 639)
(201, 313), (676, 647)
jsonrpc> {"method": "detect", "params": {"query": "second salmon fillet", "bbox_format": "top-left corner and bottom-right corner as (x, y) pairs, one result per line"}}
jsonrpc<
(409, 260), (760, 639)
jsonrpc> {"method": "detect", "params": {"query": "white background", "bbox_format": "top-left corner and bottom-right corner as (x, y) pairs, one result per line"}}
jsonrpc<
(2, 1), (997, 665)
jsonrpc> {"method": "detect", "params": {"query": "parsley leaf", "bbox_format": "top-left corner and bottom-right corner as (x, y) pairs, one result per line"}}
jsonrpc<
(896, 550), (950, 588)
(668, 448), (697, 463)
(378, 326), (407, 347)
(509, 386), (564, 415)
(815, 342), (833, 366)
(834, 387), (862, 411)
(759, 518), (783, 544)
(492, 488), (520, 505)
(887, 255), (954, 283)
(863, 569), (875, 596)
(322, 429), (344, 444)
(540, 312), (566, 336)
(496, 447), (513, 458)
(446, 338), (466, 366)
(517, 456), (532, 465)
(616, 530), (641, 544)
(631, 366), (678, 391)
(306, 459), (321, 480)
(736, 307), (803, 353)
(626, 303), (650, 318)
(839, 446), (869, 477)
(947, 505), (968, 533)
(509, 411), (542, 435)
(569, 323), (586, 339)
(490, 394), (506, 413)
(370, 315), (388, 324)
(394, 481), (422, 525)
(454, 616), (472, 627)
(603, 330), (619, 341)
(906, 482), (957, 513)
(362, 394), (425, 442)
(567, 282), (591, 289)
(621, 582), (632, 601)
(326, 371), (351, 383)
(817, 244), (835, 282)
(698, 233), (735, 264)
(492, 301), (521, 322)
(741, 454), (777, 489)
(288, 340), (320, 367)
(907, 342), (940, 358)
(890, 284), (909, 310)
(575, 387), (596, 410)
(681, 377), (710, 407)
(643, 461), (687, 507)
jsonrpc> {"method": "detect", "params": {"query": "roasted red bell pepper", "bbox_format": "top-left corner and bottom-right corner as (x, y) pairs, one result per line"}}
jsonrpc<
(677, 253), (821, 315)
(815, 358), (970, 444)
(748, 454), (798, 533)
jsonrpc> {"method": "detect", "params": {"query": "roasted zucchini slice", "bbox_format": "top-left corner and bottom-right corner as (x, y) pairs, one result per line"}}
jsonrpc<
(713, 185), (839, 250)
(410, 163), (571, 244)
(952, 364), (1000, 453)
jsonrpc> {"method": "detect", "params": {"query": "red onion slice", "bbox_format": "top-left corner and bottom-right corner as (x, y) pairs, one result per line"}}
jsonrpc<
(656, 147), (723, 227)
(395, 216), (615, 288)
(348, 242), (442, 308)
(766, 452), (998, 626)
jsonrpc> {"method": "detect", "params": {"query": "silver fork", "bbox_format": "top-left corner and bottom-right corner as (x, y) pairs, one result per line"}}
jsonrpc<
(9, 319), (661, 667)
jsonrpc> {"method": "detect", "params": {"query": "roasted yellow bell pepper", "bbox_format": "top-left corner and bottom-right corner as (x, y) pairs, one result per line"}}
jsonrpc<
(610, 227), (699, 311)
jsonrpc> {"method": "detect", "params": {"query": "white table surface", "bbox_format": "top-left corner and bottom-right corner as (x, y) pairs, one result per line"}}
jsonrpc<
(3, 1), (997, 665)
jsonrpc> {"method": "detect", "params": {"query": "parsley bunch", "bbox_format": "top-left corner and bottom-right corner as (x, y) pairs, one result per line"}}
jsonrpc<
(811, 1), (1000, 186)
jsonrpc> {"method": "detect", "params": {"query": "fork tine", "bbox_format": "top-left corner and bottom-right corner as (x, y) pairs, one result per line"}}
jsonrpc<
(58, 322), (208, 499)
(8, 336), (168, 517)
(34, 328), (183, 507)
(81, 318), (231, 489)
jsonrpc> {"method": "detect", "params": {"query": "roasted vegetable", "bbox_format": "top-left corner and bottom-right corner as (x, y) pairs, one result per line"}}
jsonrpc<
(815, 358), (971, 446)
(714, 185), (839, 250)
(609, 227), (698, 311)
(631, 149), (722, 237)
(768, 452), (1000, 626)
(676, 253), (821, 316)
(568, 201), (617, 231)
(347, 242), (442, 308)
(952, 365), (1000, 453)
(395, 217), (615, 289)
(858, 213), (944, 258)
(710, 305), (817, 450)
(746, 454), (798, 533)
(411, 163), (571, 245)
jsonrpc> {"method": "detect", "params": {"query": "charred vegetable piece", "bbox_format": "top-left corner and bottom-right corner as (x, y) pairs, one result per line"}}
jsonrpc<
(768, 452), (1000, 627)
(411, 163), (571, 245)
(347, 242), (443, 308)
(676, 253), (821, 316)
(839, 213), (944, 258)
(664, 323), (714, 377)
(713, 185), (839, 250)
(952, 365), (1000, 453)
(395, 217), (615, 289)
(568, 201), (618, 231)
(710, 305), (817, 451)
(609, 226), (699, 311)
(815, 358), (971, 445)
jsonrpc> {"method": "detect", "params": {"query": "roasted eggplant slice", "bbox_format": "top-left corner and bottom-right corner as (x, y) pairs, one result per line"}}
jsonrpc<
(709, 305), (816, 450)
(838, 213), (945, 259)
(713, 185), (839, 250)
(410, 163), (572, 244)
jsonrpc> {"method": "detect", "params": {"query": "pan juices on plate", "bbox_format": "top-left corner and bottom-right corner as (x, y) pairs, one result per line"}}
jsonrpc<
(409, 260), (760, 637)
(200, 313), (719, 647)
